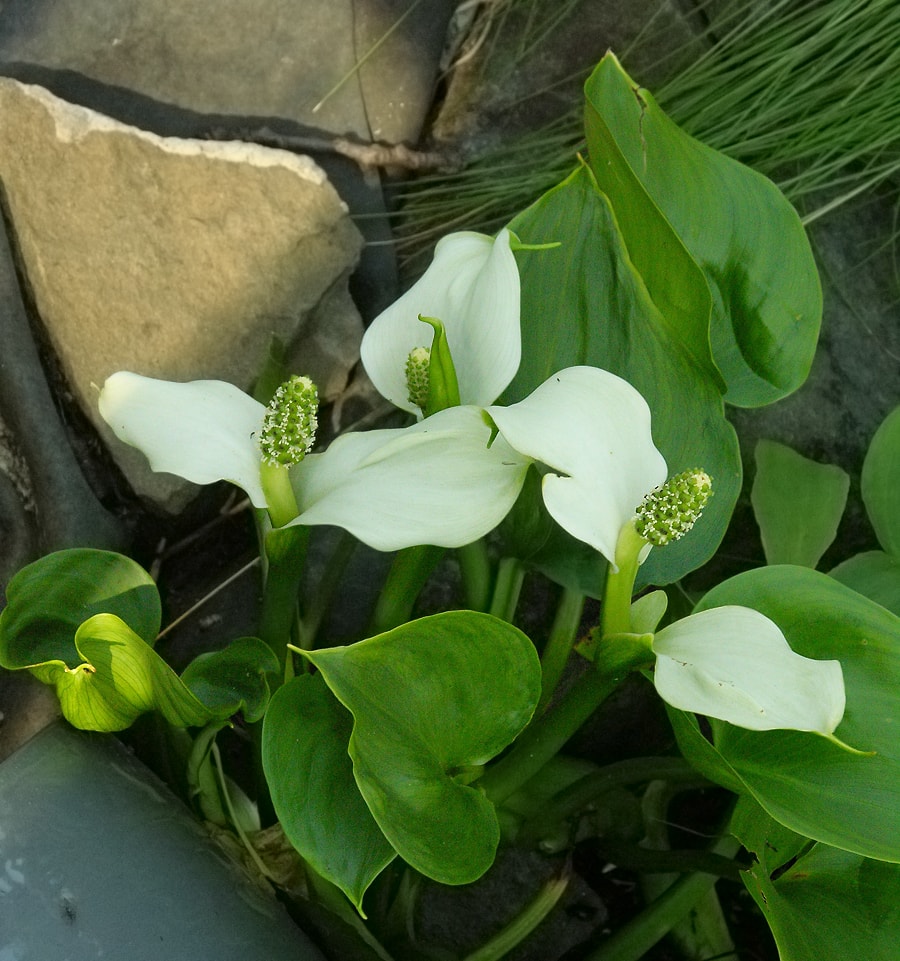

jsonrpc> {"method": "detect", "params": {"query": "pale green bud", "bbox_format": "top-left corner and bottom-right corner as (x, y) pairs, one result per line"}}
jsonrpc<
(258, 375), (318, 466)
(634, 469), (713, 546)
(406, 346), (431, 412)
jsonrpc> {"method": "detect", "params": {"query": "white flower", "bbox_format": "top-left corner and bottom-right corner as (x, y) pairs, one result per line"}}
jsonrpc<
(289, 406), (530, 551)
(361, 229), (521, 414)
(98, 372), (530, 551)
(487, 366), (669, 566)
(99, 366), (669, 557)
(99, 372), (271, 507)
(652, 605), (845, 735)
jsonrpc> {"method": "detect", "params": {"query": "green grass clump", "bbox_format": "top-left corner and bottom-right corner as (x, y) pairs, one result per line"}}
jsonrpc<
(394, 0), (900, 255)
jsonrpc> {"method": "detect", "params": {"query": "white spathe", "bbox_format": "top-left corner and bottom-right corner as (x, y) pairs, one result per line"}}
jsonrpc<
(361, 229), (521, 413)
(652, 605), (846, 735)
(99, 372), (268, 507)
(99, 365), (670, 558)
(98, 372), (531, 551)
(488, 366), (668, 567)
(290, 406), (530, 551)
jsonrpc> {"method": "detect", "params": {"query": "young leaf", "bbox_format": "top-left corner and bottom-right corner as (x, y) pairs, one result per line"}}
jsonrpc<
(0, 549), (161, 670)
(584, 52), (821, 408)
(304, 611), (541, 886)
(181, 637), (280, 723)
(52, 614), (213, 731)
(262, 673), (396, 912)
(751, 439), (849, 567)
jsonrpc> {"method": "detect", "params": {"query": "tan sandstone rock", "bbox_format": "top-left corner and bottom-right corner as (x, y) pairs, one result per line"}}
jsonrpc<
(0, 78), (364, 508)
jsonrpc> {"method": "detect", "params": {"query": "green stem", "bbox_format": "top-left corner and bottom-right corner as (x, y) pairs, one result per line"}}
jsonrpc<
(600, 522), (647, 637)
(488, 556), (525, 622)
(521, 757), (705, 842)
(370, 544), (445, 635)
(299, 530), (357, 649)
(457, 539), (493, 612)
(461, 871), (570, 961)
(258, 523), (309, 676)
(537, 587), (585, 714)
(479, 665), (621, 805)
(259, 461), (300, 529)
(581, 836), (741, 961)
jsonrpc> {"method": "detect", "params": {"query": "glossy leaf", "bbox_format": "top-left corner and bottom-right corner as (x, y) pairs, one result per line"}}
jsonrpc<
(732, 797), (900, 961)
(584, 52), (821, 407)
(263, 673), (396, 912)
(181, 636), (280, 724)
(0, 549), (160, 670)
(862, 404), (900, 557)
(677, 566), (900, 861)
(751, 439), (849, 567)
(305, 612), (541, 885)
(504, 166), (740, 588)
(830, 551), (900, 617)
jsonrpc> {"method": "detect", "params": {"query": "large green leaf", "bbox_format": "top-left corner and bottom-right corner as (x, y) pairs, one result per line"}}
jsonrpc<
(862, 404), (900, 557)
(830, 551), (900, 617)
(751, 439), (849, 567)
(0, 549), (161, 669)
(505, 166), (740, 588)
(732, 796), (900, 961)
(263, 673), (396, 912)
(304, 611), (541, 885)
(584, 53), (821, 407)
(679, 566), (900, 861)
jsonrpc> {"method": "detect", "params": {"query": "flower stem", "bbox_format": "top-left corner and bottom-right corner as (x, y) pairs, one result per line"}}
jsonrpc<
(259, 461), (300, 529)
(601, 522), (647, 637)
(370, 544), (445, 635)
(258, 523), (308, 676)
(479, 665), (621, 805)
(457, 538), (493, 612)
(488, 556), (525, 622)
(537, 587), (585, 714)
(461, 870), (570, 961)
(521, 757), (705, 843)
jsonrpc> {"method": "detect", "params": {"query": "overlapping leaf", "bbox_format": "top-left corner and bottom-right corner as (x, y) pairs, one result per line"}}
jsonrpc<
(263, 673), (397, 912)
(303, 612), (541, 886)
(672, 566), (900, 861)
(0, 548), (276, 731)
(584, 52), (821, 407)
(505, 166), (740, 589)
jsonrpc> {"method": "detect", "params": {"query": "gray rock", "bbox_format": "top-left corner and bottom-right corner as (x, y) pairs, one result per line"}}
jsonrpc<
(0, 78), (364, 508)
(0, 0), (456, 318)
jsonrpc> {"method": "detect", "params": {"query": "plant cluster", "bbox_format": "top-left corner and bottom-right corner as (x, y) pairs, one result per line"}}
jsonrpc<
(2, 54), (899, 961)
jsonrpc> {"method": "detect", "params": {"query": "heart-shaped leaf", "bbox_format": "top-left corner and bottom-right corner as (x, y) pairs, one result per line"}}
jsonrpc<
(584, 53), (821, 407)
(674, 566), (900, 861)
(263, 672), (396, 912)
(305, 611), (541, 885)
(0, 549), (161, 670)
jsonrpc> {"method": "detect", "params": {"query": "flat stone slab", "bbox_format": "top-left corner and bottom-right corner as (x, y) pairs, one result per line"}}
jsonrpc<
(0, 79), (364, 507)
